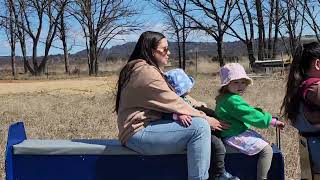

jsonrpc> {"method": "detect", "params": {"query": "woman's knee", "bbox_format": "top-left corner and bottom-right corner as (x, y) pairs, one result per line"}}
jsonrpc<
(190, 117), (211, 135)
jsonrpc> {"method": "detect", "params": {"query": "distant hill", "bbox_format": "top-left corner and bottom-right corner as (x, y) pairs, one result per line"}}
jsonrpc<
(63, 37), (300, 61)
(73, 41), (258, 61)
(1, 35), (317, 65)
(74, 40), (287, 61)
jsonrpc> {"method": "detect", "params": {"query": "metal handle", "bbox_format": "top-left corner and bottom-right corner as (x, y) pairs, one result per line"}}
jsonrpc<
(276, 126), (281, 150)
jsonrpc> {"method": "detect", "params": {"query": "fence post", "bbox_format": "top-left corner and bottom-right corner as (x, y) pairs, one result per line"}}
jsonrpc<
(195, 49), (198, 78)
(281, 52), (285, 75)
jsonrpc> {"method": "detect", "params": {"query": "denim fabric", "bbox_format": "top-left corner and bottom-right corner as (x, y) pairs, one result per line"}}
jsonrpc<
(126, 117), (211, 180)
(308, 136), (320, 173)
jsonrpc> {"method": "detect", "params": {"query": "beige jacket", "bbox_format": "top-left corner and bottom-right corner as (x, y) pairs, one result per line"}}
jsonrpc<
(117, 60), (206, 144)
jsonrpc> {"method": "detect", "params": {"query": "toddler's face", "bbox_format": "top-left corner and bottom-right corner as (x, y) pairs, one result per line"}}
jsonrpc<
(227, 79), (249, 95)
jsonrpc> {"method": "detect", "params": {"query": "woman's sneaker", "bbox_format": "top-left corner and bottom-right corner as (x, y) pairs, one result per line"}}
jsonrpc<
(214, 171), (240, 180)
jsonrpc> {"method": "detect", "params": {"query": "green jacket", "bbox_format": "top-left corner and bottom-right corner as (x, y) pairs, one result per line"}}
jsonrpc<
(215, 93), (272, 138)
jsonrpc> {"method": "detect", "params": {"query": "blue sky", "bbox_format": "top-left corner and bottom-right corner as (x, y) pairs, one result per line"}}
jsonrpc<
(0, 1), (222, 56)
(1, 1), (314, 56)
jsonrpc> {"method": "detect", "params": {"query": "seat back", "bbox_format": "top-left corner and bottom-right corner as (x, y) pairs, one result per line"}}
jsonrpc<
(299, 133), (320, 180)
(299, 134), (313, 180)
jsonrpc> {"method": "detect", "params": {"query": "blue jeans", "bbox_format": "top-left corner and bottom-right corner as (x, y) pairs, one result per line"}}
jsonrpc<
(126, 117), (211, 180)
(308, 136), (320, 173)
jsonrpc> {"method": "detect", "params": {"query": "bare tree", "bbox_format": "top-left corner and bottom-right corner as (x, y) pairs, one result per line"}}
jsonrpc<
(1, 0), (33, 74)
(39, 0), (69, 74)
(16, 5), (29, 74)
(153, 0), (182, 68)
(225, 0), (256, 66)
(167, 7), (183, 68)
(255, 0), (266, 60)
(17, 0), (46, 75)
(262, 0), (281, 59)
(0, 0), (17, 77)
(280, 0), (305, 56)
(70, 0), (139, 76)
(191, 0), (237, 66)
(5, 0), (68, 75)
(266, 0), (275, 59)
(272, 0), (280, 58)
(227, 0), (282, 65)
(180, 0), (187, 69)
(158, 0), (237, 67)
(153, 0), (192, 69)
(298, 0), (320, 42)
(57, 0), (71, 74)
(5, 0), (17, 78)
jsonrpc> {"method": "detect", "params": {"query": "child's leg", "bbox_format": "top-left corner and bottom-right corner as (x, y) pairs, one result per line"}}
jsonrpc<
(257, 144), (273, 180)
(210, 134), (226, 176)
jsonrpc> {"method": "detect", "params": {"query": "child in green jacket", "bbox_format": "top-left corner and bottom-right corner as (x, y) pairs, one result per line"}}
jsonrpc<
(215, 63), (285, 180)
(165, 68), (239, 180)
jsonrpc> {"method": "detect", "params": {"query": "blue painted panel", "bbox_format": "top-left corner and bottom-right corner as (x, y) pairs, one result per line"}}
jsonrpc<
(225, 146), (284, 180)
(12, 150), (284, 180)
(6, 122), (284, 180)
(5, 122), (27, 180)
(13, 155), (188, 180)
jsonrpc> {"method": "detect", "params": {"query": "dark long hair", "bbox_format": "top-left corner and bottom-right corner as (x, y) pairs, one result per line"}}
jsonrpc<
(281, 42), (320, 122)
(115, 31), (166, 113)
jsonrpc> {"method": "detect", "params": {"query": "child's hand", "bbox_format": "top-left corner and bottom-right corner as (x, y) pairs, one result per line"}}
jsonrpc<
(275, 121), (285, 130)
(270, 117), (285, 130)
(173, 114), (192, 127)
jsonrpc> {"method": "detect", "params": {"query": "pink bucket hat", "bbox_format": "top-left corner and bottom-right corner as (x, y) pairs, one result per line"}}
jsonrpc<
(220, 63), (253, 87)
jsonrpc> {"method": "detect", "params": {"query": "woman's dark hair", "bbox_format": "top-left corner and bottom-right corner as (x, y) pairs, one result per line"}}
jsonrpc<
(115, 31), (166, 113)
(281, 42), (320, 122)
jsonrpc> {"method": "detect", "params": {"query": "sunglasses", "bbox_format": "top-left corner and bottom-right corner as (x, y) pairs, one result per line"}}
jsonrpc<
(154, 47), (169, 54)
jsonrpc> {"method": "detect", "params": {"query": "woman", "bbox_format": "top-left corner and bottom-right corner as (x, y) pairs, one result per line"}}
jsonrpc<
(115, 31), (229, 180)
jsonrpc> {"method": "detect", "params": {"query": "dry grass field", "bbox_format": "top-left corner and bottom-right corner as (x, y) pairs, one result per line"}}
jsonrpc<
(0, 61), (300, 179)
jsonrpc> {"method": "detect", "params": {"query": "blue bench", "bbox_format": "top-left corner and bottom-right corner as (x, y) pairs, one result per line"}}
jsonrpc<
(6, 122), (285, 180)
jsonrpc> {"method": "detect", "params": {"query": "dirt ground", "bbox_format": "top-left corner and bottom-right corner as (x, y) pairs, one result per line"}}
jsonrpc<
(0, 74), (301, 179)
(0, 76), (119, 179)
(0, 77), (116, 95)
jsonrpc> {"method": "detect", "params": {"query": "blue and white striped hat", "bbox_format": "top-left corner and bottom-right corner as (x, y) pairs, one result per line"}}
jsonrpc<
(165, 68), (195, 96)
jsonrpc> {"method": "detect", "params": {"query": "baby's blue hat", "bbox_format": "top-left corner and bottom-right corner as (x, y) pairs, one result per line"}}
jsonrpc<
(164, 68), (195, 96)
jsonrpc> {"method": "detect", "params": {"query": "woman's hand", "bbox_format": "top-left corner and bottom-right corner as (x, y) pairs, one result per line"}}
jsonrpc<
(173, 114), (192, 127)
(205, 116), (230, 131)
